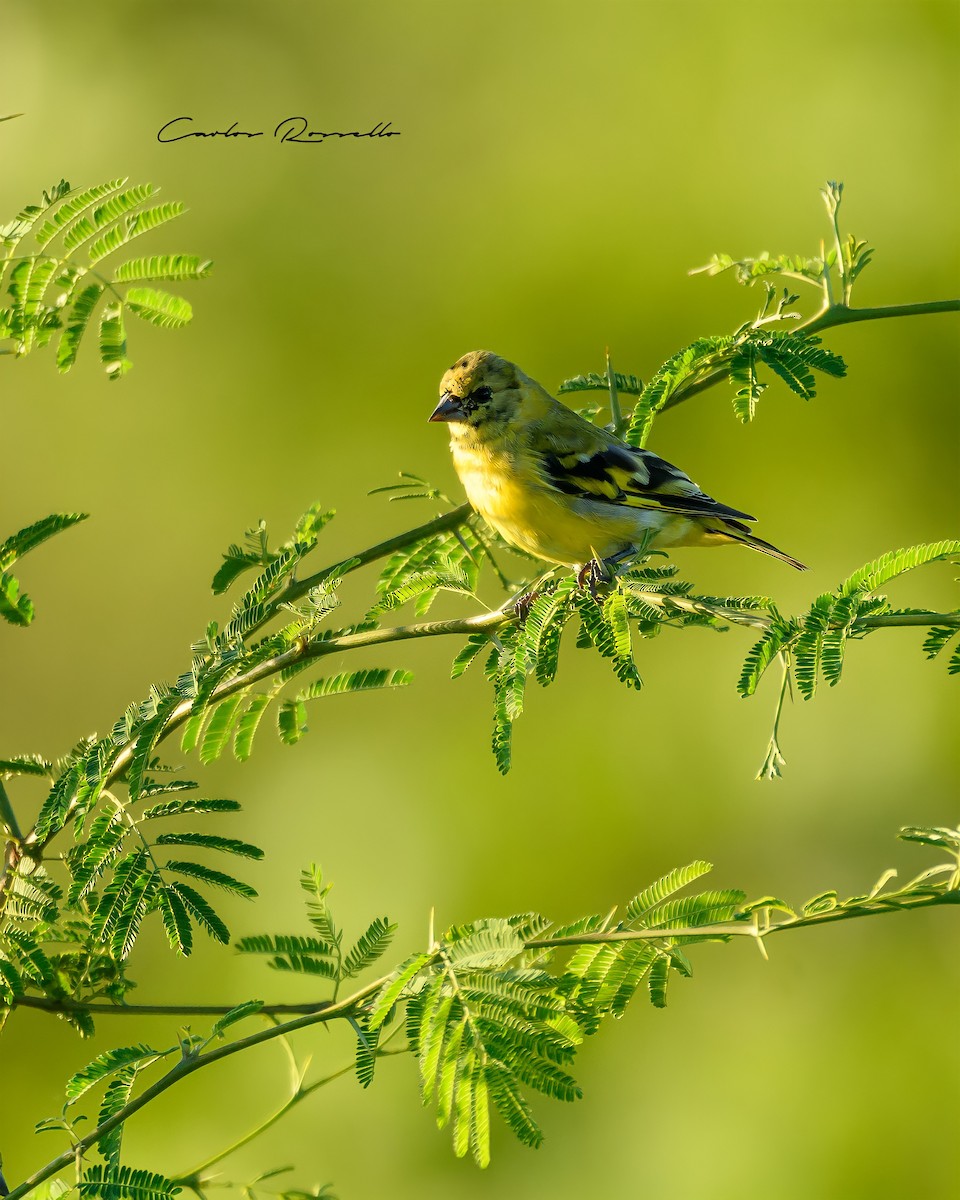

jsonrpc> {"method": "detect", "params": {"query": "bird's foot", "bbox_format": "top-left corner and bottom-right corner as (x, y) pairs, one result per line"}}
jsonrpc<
(576, 545), (643, 600)
(576, 557), (611, 601)
(513, 589), (541, 624)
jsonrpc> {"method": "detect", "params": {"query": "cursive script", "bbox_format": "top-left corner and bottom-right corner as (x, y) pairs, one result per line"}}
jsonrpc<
(157, 117), (401, 145)
(157, 118), (263, 142)
(274, 118), (399, 144)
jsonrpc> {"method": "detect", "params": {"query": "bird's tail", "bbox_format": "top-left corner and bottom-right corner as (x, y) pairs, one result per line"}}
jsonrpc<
(722, 527), (807, 571)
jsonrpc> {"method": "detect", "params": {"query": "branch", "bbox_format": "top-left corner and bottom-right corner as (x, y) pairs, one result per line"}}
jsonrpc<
(11, 862), (958, 1022)
(2, 975), (391, 1200)
(13, 995), (337, 1018)
(0, 781), (23, 842)
(528, 886), (959, 949)
(802, 298), (960, 334)
(5, 838), (955, 1193)
(170, 1060), (356, 1189)
(661, 297), (960, 413)
(18, 592), (959, 855)
(278, 502), (472, 609)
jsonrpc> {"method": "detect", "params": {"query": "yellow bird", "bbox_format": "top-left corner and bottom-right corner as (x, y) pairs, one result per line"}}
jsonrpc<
(429, 350), (805, 574)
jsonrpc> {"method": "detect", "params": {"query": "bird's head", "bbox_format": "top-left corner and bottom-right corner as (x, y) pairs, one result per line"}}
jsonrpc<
(430, 350), (544, 433)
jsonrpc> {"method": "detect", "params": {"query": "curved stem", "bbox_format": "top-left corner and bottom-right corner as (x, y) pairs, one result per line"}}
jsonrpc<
(0, 781), (23, 842)
(13, 995), (336, 1018)
(171, 1062), (354, 1188)
(802, 298), (960, 334)
(2, 976), (390, 1200)
(527, 887), (958, 949)
(279, 503), (472, 609)
(18, 596), (959, 855)
(660, 298), (960, 413)
(5, 865), (956, 1198)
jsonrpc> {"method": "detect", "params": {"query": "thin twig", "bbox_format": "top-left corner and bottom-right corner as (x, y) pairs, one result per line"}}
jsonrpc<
(2, 975), (391, 1200)
(17, 596), (959, 856)
(660, 298), (960, 413)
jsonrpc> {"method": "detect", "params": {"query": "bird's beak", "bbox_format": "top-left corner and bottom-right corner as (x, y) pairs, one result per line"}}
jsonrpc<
(429, 392), (466, 423)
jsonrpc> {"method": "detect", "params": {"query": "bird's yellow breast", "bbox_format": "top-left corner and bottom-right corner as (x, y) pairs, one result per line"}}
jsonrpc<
(450, 437), (649, 566)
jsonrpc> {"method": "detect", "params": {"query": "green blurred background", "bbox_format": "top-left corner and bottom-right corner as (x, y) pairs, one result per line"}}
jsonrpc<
(2, 1), (958, 1196)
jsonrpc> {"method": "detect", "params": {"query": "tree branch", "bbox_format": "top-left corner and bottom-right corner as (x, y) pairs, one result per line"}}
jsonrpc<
(12, 995), (336, 1018)
(528, 886), (959, 948)
(660, 297), (960, 413)
(802, 298), (960, 334)
(2, 975), (391, 1200)
(9, 866), (958, 1023)
(18, 592), (959, 856)
(278, 502), (472, 609)
(0, 780), (23, 842)
(5, 858), (956, 1199)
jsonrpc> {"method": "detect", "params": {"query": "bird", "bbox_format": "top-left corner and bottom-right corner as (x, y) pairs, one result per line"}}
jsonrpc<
(429, 350), (805, 577)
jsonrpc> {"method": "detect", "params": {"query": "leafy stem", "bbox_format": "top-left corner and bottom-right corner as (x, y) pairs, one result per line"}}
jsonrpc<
(5, 830), (957, 1194)
(2, 976), (391, 1200)
(661, 297), (960, 414)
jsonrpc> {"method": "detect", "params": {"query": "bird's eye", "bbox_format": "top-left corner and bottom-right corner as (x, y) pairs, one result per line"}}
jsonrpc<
(471, 385), (493, 403)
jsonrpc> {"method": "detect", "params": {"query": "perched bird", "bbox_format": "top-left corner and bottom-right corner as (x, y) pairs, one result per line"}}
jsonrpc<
(429, 350), (805, 574)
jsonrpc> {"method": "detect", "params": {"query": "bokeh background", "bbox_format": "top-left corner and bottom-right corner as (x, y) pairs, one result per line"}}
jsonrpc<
(2, 2), (958, 1197)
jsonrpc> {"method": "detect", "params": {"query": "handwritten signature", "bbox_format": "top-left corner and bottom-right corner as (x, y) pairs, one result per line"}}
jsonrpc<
(157, 117), (400, 144)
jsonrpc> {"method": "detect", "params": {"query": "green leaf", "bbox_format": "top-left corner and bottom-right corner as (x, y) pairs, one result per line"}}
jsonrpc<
(233, 694), (273, 761)
(899, 824), (960, 850)
(236, 933), (337, 958)
(89, 850), (154, 953)
(0, 754), (52, 777)
(114, 255), (212, 282)
(0, 512), (89, 572)
(88, 201), (185, 264)
(78, 1165), (180, 1200)
(199, 695), (246, 764)
(235, 933), (338, 976)
(168, 882), (230, 944)
(0, 571), (33, 625)
(141, 797), (241, 820)
(838, 541), (960, 597)
(60, 184), (156, 252)
(0, 954), (24, 1003)
(96, 1063), (139, 1164)
(344, 917), (397, 978)
(99, 301), (131, 379)
(626, 336), (731, 447)
(296, 669), (414, 702)
(68, 809), (127, 902)
(729, 344), (766, 422)
(355, 1017), (381, 1089)
(34, 179), (126, 247)
(922, 625), (959, 660)
(558, 371), (644, 396)
(802, 890), (839, 916)
(156, 886), (193, 956)
(486, 1063), (543, 1149)
(66, 1044), (162, 1104)
(211, 999), (264, 1039)
(369, 566), (472, 616)
(451, 634), (490, 680)
(646, 953), (670, 1008)
(626, 861), (713, 923)
(165, 860), (257, 899)
(125, 287), (192, 329)
(278, 698), (308, 744)
(738, 619), (795, 698)
(367, 952), (433, 1029)
(153, 832), (264, 860)
(57, 283), (104, 371)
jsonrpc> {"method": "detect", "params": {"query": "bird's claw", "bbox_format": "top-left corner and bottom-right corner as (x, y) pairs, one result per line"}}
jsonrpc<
(513, 589), (540, 624)
(576, 557), (610, 601)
